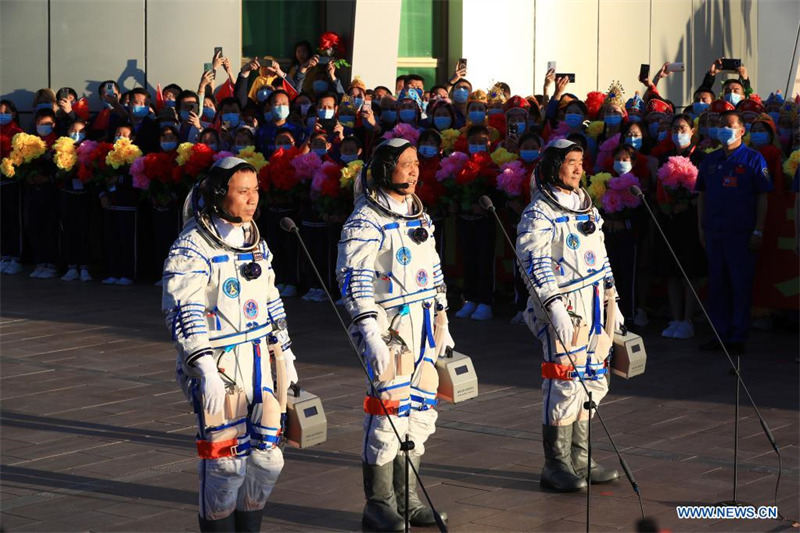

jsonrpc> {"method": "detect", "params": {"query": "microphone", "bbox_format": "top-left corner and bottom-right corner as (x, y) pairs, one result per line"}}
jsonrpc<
(478, 195), (495, 213)
(279, 216), (297, 233)
(629, 185), (643, 198)
(389, 182), (410, 191)
(280, 216), (447, 532)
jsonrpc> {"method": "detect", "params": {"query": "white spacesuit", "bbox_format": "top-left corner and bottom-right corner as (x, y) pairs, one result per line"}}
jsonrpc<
(337, 138), (451, 530)
(516, 140), (621, 492)
(162, 157), (298, 532)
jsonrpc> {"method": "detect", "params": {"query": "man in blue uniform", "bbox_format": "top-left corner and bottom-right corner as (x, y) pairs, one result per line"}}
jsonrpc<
(696, 110), (771, 353)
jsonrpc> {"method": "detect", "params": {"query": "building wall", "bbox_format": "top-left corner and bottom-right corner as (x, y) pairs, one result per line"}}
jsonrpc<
(1, 0), (241, 126)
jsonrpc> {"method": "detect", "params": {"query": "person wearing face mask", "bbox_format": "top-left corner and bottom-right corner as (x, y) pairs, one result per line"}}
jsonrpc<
(696, 110), (772, 355)
(427, 100), (457, 136)
(90, 80), (122, 140)
(53, 86), (81, 136)
(106, 87), (158, 153)
(701, 99), (736, 152)
(256, 90), (303, 157)
(231, 125), (257, 155)
(460, 90), (502, 146)
(448, 78), (472, 128)
(517, 139), (623, 493)
(216, 97), (243, 150)
(243, 55), (298, 107)
(697, 58), (752, 102)
(501, 96), (532, 153)
(642, 97), (673, 154)
(58, 119), (93, 282)
(596, 83), (627, 146)
(625, 93), (645, 124)
(396, 88), (423, 130)
(175, 90), (203, 143)
(335, 97), (361, 138)
(454, 125), (499, 321)
(690, 88), (715, 119)
(734, 98), (765, 136)
(0, 99), (24, 275)
(199, 128), (221, 152)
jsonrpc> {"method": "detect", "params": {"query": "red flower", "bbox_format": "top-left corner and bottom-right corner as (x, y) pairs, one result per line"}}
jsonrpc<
(144, 152), (176, 184)
(318, 32), (344, 55)
(258, 165), (270, 192)
(417, 156), (444, 206)
(453, 134), (468, 154)
(91, 142), (113, 171)
(456, 152), (496, 185)
(312, 161), (343, 198)
(185, 143), (215, 178)
(266, 147), (301, 191)
(488, 114), (506, 137)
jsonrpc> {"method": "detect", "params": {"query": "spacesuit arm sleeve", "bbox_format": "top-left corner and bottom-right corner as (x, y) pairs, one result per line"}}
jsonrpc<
(427, 216), (449, 311)
(516, 207), (561, 307)
(594, 209), (616, 289)
(337, 216), (383, 322)
(262, 241), (292, 351)
(161, 237), (213, 367)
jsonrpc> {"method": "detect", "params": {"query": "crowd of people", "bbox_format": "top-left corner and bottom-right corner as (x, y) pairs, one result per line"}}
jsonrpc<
(2, 34), (798, 344)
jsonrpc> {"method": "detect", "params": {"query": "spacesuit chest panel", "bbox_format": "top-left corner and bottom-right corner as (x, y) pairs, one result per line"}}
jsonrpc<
(550, 213), (606, 287)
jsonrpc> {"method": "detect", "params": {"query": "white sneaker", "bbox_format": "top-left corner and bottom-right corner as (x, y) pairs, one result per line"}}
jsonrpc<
(4, 259), (22, 275)
(470, 303), (493, 321)
(116, 277), (133, 286)
(671, 320), (695, 339)
(633, 308), (649, 327)
(455, 301), (477, 319)
(280, 284), (297, 298)
(102, 277), (119, 285)
(661, 320), (680, 338)
(79, 268), (93, 281)
(510, 311), (525, 325)
(61, 267), (79, 281)
(30, 264), (45, 278)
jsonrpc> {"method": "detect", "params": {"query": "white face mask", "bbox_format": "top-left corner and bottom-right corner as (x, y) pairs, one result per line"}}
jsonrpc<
(613, 160), (632, 175)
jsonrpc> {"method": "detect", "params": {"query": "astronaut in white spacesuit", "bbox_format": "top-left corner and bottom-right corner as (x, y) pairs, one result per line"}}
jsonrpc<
(162, 157), (298, 532)
(337, 138), (452, 531)
(516, 140), (623, 492)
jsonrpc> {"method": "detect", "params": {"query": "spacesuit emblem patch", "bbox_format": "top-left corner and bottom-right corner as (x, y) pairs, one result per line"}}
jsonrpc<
(416, 269), (428, 287)
(584, 250), (596, 266)
(566, 233), (581, 250)
(396, 247), (412, 265)
(243, 299), (259, 319)
(223, 278), (240, 298)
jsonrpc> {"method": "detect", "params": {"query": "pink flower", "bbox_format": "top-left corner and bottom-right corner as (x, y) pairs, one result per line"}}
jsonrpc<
(130, 156), (149, 189)
(382, 123), (420, 145)
(435, 151), (468, 181)
(602, 191), (624, 212)
(291, 152), (323, 180)
(658, 155), (698, 191)
(77, 140), (98, 165)
(497, 160), (526, 197)
(212, 150), (235, 162)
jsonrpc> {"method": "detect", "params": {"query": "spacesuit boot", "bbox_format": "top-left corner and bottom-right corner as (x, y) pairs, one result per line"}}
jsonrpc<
(392, 454), (447, 527)
(571, 420), (619, 484)
(362, 462), (404, 532)
(233, 510), (263, 532)
(198, 513), (236, 532)
(540, 424), (587, 492)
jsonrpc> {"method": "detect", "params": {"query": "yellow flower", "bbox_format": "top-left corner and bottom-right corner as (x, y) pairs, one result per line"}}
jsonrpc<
(1, 157), (15, 178)
(440, 128), (461, 153)
(490, 147), (518, 166)
(586, 121), (605, 139)
(53, 136), (78, 171)
(783, 149), (800, 179)
(238, 147), (267, 172)
(176, 142), (194, 165)
(106, 138), (142, 168)
(340, 159), (364, 188)
(586, 172), (611, 204)
(12, 133), (47, 163)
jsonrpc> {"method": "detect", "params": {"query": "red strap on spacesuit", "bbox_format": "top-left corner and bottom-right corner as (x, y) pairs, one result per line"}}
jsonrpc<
(363, 397), (400, 416)
(196, 437), (239, 459)
(541, 361), (576, 380)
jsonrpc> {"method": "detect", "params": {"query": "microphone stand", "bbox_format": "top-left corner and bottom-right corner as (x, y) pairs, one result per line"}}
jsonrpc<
(479, 195), (645, 532)
(631, 186), (784, 514)
(280, 217), (446, 533)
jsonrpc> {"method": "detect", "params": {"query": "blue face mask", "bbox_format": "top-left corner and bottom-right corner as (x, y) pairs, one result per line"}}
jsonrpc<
(132, 105), (149, 118)
(69, 131), (85, 143)
(0, 113), (12, 125)
(564, 113), (584, 129)
(340, 153), (358, 163)
(179, 110), (190, 121)
(208, 143), (218, 151)
(624, 136), (642, 150)
(604, 114), (623, 127)
(161, 141), (177, 151)
(313, 80), (328, 94)
(452, 88), (469, 103)
(707, 127), (720, 140)
(273, 105), (290, 121)
(717, 127), (739, 146)
(353, 97), (364, 109)
(203, 107), (216, 120)
(312, 147), (328, 157)
(613, 160), (632, 175)
(768, 112), (780, 125)
(657, 130), (667, 142)
(222, 113), (240, 128)
(468, 144), (487, 154)
(233, 145), (247, 153)
(750, 131), (769, 146)
(468, 110), (485, 123)
(399, 109), (417, 123)
(511, 121), (528, 135)
(418, 145), (439, 158)
(318, 108), (334, 120)
(256, 88), (272, 103)
(519, 149), (540, 162)
(628, 114), (642, 123)
(672, 132), (692, 148)
(693, 101), (710, 115)
(276, 143), (293, 151)
(382, 110), (397, 123)
(338, 114), (355, 125)
(648, 122), (660, 138)
(36, 124), (53, 137)
(433, 116), (451, 130)
(164, 100), (176, 108)
(724, 92), (743, 106)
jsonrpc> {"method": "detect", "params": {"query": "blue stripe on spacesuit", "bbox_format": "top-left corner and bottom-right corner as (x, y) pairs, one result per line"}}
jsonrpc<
(253, 340), (263, 404)
(592, 284), (602, 334)
(211, 255), (229, 263)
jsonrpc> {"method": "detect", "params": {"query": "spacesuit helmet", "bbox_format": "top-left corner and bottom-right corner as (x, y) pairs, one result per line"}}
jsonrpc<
(537, 139), (584, 191)
(201, 156), (257, 223)
(365, 138), (415, 193)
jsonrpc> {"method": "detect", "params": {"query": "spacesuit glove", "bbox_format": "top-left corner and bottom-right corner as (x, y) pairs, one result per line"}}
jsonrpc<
(548, 299), (575, 348)
(612, 301), (625, 331)
(435, 321), (455, 357)
(357, 318), (391, 379)
(282, 347), (299, 386)
(194, 355), (227, 416)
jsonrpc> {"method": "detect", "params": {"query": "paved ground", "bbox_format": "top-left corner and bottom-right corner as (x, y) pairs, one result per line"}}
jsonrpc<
(0, 276), (798, 532)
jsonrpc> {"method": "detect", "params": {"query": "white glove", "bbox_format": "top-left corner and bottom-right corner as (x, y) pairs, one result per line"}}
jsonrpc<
(358, 318), (391, 378)
(613, 301), (625, 332)
(283, 347), (299, 385)
(548, 300), (575, 348)
(195, 355), (226, 416)
(435, 320), (455, 357)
